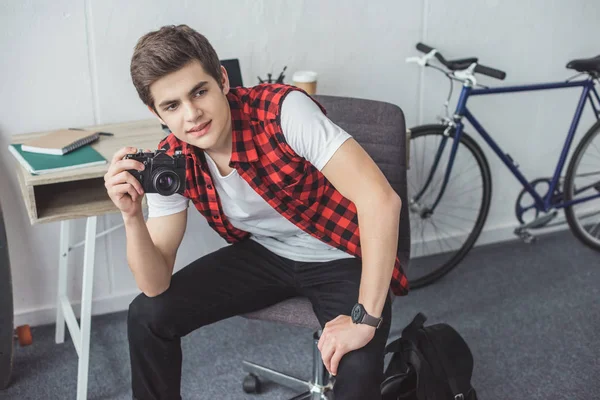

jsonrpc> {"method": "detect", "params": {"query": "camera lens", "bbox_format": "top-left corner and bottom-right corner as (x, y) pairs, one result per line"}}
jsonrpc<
(152, 169), (180, 195)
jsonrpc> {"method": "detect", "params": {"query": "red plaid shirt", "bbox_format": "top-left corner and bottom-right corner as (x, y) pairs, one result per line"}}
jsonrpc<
(158, 84), (408, 296)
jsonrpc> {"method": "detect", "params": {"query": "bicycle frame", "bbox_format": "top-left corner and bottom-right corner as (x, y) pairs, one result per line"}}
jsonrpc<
(423, 78), (600, 215)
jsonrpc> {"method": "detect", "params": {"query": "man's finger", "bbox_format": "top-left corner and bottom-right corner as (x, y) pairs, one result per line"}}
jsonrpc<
(111, 183), (138, 199)
(320, 341), (335, 374)
(330, 350), (345, 376)
(106, 159), (143, 183)
(317, 331), (327, 352)
(108, 171), (144, 195)
(111, 146), (138, 164)
(109, 158), (144, 176)
(107, 171), (142, 193)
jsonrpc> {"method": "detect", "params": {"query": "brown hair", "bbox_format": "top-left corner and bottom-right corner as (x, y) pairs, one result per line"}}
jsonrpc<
(130, 24), (222, 111)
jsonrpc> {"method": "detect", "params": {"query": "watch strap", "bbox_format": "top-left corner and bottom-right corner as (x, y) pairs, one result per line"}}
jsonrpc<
(361, 311), (383, 329)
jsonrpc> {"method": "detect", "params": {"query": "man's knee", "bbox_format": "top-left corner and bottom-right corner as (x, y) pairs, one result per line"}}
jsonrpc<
(334, 350), (384, 398)
(338, 350), (383, 380)
(128, 292), (177, 340)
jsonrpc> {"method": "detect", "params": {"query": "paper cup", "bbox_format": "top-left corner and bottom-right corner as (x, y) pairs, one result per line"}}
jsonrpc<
(292, 71), (318, 95)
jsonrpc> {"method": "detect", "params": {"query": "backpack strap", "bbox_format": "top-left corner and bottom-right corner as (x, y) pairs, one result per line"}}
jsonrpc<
(402, 341), (438, 400)
(386, 313), (428, 354)
(385, 338), (432, 399)
(401, 312), (427, 342)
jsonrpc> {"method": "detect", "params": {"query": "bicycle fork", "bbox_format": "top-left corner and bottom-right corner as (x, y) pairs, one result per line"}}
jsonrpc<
(411, 123), (463, 217)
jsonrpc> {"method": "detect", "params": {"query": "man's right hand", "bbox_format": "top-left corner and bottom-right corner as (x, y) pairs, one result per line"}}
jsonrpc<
(104, 146), (147, 218)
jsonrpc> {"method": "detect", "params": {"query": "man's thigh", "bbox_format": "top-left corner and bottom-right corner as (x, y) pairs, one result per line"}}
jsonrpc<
(133, 239), (297, 337)
(297, 257), (391, 327)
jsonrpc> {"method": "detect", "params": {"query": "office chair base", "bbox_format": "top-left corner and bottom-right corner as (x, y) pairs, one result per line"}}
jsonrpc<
(242, 331), (333, 399)
(242, 361), (332, 399)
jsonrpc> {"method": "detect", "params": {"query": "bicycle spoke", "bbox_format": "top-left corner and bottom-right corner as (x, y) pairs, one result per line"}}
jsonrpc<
(428, 154), (478, 198)
(429, 217), (473, 239)
(588, 221), (600, 238)
(434, 209), (478, 223)
(438, 203), (480, 212)
(583, 151), (600, 163)
(445, 162), (479, 187)
(591, 141), (600, 157)
(429, 220), (456, 253)
(429, 220), (465, 248)
(442, 183), (483, 199)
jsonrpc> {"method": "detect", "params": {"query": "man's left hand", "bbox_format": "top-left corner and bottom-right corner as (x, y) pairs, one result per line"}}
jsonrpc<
(317, 315), (376, 376)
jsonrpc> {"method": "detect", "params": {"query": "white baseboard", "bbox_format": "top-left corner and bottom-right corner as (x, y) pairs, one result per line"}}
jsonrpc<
(14, 221), (571, 329)
(14, 290), (140, 328)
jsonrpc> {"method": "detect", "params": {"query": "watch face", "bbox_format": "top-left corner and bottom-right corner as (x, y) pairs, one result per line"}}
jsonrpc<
(351, 304), (363, 323)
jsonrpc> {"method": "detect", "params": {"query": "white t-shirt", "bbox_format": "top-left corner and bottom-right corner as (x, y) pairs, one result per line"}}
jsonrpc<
(147, 91), (354, 262)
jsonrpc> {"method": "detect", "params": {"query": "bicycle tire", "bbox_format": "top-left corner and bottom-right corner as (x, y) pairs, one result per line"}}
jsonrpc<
(408, 125), (492, 288)
(564, 120), (600, 251)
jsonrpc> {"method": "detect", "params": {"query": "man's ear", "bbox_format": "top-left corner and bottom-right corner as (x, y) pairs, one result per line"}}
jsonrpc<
(147, 105), (166, 125)
(220, 65), (230, 95)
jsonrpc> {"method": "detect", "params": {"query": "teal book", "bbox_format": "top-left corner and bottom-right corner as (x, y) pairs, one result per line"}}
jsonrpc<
(8, 143), (107, 175)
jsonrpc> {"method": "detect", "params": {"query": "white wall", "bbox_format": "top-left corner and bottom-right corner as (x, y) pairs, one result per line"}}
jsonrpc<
(1, 0), (598, 327)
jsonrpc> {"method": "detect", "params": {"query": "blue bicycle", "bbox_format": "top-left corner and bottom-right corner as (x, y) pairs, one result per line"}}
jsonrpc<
(406, 43), (600, 288)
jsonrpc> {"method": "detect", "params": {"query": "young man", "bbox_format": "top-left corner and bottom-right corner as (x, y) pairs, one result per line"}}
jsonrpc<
(104, 24), (409, 399)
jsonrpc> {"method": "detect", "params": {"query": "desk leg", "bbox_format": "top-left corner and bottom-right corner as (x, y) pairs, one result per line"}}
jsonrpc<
(55, 220), (70, 344)
(77, 215), (97, 400)
(54, 217), (97, 400)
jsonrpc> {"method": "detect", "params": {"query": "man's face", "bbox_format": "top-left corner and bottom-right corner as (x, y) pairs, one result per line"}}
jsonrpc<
(149, 60), (232, 153)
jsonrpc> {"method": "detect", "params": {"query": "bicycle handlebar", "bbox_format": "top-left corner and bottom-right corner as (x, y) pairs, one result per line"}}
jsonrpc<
(473, 64), (506, 80)
(416, 42), (436, 56)
(416, 42), (506, 80)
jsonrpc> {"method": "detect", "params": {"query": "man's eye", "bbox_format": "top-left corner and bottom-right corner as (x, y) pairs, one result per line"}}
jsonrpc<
(166, 104), (178, 112)
(194, 90), (207, 97)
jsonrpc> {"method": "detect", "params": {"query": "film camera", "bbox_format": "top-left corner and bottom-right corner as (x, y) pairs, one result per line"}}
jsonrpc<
(125, 149), (186, 196)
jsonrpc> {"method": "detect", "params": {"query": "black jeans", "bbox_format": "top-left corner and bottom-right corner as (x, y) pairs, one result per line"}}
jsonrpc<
(128, 239), (392, 400)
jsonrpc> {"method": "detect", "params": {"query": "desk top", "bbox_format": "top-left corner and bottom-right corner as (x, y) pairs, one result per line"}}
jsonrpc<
(11, 118), (167, 224)
(12, 119), (166, 186)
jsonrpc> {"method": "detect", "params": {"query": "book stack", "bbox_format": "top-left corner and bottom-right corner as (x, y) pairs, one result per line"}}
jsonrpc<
(8, 129), (107, 175)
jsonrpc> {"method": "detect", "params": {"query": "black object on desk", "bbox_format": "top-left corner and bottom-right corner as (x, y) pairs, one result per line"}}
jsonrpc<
(221, 59), (243, 87)
(68, 128), (113, 136)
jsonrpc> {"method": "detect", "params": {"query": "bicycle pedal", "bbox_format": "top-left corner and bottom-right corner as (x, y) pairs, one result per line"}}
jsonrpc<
(514, 228), (537, 244)
(522, 233), (537, 244)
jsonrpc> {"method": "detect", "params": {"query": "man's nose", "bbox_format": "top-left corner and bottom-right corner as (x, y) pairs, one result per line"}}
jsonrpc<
(183, 102), (202, 122)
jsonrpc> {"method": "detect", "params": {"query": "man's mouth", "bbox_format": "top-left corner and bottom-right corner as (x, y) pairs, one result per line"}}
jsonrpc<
(187, 120), (212, 137)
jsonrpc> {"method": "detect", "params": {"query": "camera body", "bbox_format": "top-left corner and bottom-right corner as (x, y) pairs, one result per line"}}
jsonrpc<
(125, 149), (186, 196)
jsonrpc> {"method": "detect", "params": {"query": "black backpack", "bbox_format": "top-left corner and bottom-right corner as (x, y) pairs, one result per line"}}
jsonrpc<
(381, 313), (478, 400)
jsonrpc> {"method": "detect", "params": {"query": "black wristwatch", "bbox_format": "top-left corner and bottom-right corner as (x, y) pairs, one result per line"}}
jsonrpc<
(351, 303), (383, 329)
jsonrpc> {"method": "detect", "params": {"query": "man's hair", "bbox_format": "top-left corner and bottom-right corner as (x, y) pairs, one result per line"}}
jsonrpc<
(130, 24), (222, 111)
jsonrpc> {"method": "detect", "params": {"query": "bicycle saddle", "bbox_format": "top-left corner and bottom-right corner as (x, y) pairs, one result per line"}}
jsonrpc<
(566, 55), (600, 75)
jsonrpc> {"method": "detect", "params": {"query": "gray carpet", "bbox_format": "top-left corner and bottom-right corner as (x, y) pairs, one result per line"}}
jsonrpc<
(2, 230), (599, 400)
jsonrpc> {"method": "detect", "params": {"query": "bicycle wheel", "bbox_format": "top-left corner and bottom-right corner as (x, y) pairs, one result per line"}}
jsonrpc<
(564, 120), (600, 251)
(407, 125), (492, 288)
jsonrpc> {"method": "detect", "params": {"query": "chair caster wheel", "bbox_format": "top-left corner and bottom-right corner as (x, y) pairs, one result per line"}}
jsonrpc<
(243, 373), (261, 394)
(14, 325), (32, 346)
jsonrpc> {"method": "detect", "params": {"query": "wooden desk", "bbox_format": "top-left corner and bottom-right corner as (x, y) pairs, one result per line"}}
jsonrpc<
(11, 118), (166, 400)
(12, 118), (166, 225)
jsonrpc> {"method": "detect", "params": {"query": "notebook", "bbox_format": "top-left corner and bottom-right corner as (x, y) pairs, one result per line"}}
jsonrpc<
(20, 129), (100, 155)
(8, 143), (107, 175)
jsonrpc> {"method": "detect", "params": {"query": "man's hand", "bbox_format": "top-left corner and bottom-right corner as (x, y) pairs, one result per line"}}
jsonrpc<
(317, 315), (376, 376)
(104, 146), (148, 218)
